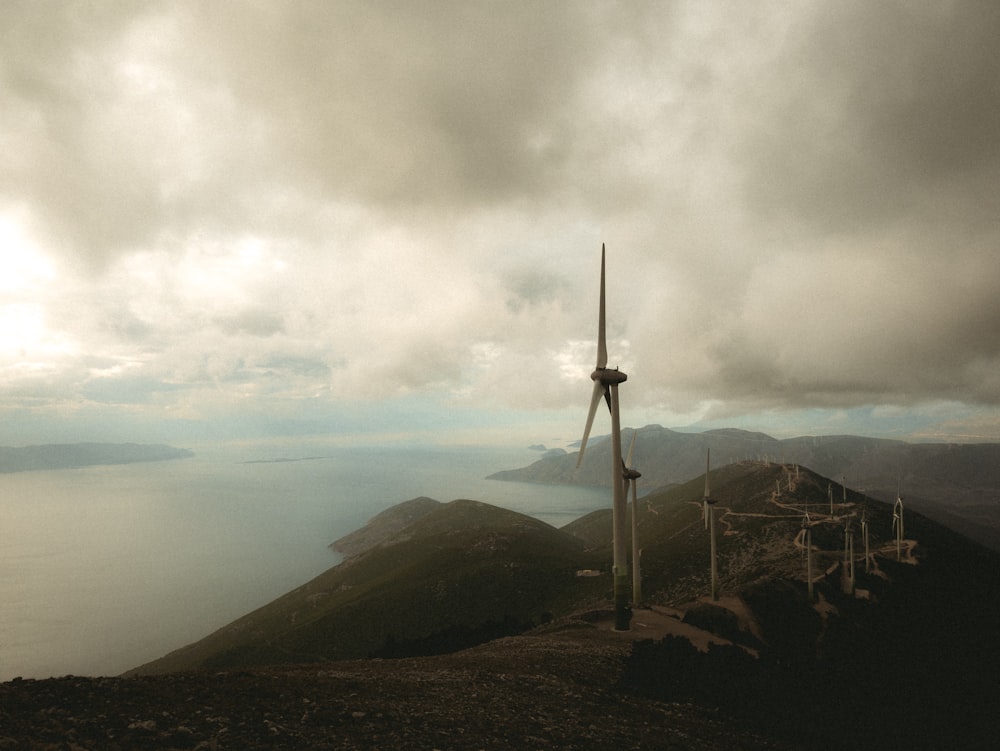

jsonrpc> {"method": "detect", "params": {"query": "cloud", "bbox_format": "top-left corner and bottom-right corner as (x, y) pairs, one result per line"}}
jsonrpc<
(1, 1), (999, 445)
(735, 1), (1000, 235)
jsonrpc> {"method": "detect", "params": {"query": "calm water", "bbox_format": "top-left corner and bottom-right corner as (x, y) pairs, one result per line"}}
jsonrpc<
(0, 441), (606, 680)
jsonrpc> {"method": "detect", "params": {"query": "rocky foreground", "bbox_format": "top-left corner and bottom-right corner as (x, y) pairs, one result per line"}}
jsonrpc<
(1, 622), (790, 751)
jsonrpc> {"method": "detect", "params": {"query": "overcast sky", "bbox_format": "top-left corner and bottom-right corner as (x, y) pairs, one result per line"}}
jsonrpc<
(2, 1), (999, 448)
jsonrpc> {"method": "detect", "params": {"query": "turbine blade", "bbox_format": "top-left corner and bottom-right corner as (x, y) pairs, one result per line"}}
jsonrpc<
(602, 383), (611, 412)
(596, 244), (608, 369)
(577, 380), (604, 467)
(625, 432), (636, 469)
(703, 448), (711, 498)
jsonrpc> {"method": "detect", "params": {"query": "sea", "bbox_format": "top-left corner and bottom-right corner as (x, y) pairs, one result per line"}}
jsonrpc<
(0, 440), (608, 681)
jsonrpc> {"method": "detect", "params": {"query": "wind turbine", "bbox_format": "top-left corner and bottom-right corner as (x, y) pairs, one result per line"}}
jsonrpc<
(623, 433), (642, 606)
(576, 244), (630, 631)
(702, 449), (718, 601)
(704, 448), (714, 528)
(861, 504), (871, 573)
(893, 484), (905, 562)
(843, 518), (855, 595)
(802, 512), (814, 601)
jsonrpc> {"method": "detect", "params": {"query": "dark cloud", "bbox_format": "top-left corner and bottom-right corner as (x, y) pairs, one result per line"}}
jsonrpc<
(738, 1), (1000, 234)
(3, 1), (1000, 443)
(194, 1), (603, 209)
(1, 3), (177, 266)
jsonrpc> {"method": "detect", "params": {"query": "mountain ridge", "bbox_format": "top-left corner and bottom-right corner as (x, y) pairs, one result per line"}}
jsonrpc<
(8, 459), (997, 749)
(490, 425), (1000, 550)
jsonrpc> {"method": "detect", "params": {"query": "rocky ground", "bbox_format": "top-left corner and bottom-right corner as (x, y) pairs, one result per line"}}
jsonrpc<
(1, 620), (793, 751)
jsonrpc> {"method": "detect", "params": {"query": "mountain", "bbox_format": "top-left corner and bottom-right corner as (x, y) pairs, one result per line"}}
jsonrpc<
(0, 442), (194, 473)
(117, 460), (1000, 748)
(551, 460), (1000, 747)
(489, 424), (1000, 550)
(129, 499), (604, 675)
(4, 459), (995, 748)
(329, 496), (442, 556)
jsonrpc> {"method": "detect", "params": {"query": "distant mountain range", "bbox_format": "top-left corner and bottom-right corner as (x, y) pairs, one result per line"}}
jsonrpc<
(127, 461), (1000, 748)
(0, 443), (194, 473)
(488, 425), (1000, 550)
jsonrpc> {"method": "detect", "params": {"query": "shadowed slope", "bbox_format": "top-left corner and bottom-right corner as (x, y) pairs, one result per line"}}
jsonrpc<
(129, 500), (600, 674)
(496, 425), (1000, 550)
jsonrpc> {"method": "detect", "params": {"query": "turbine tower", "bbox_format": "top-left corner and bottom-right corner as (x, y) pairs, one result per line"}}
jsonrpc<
(623, 432), (642, 606)
(802, 512), (814, 601)
(576, 244), (630, 631)
(861, 504), (871, 573)
(704, 448), (715, 529)
(843, 518), (855, 595)
(893, 485), (905, 561)
(703, 449), (719, 601)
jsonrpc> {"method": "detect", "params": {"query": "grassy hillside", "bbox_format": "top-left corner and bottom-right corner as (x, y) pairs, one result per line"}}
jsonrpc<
(136, 460), (999, 679)
(329, 496), (441, 556)
(125, 459), (1000, 747)
(130, 500), (606, 674)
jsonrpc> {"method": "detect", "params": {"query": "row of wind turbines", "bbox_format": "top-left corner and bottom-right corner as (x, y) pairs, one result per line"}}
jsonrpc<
(801, 482), (906, 600)
(575, 246), (909, 630)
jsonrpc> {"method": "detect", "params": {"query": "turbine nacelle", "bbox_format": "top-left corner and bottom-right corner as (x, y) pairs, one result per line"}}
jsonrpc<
(623, 466), (641, 481)
(591, 367), (628, 386)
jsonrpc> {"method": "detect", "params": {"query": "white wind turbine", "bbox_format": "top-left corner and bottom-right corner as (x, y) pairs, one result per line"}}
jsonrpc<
(702, 449), (719, 601)
(861, 504), (871, 573)
(622, 433), (642, 606)
(893, 484), (905, 561)
(843, 518), (855, 594)
(576, 244), (631, 631)
(802, 512), (814, 601)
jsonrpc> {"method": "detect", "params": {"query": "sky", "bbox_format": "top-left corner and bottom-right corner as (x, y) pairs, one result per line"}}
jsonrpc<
(2, 0), (999, 449)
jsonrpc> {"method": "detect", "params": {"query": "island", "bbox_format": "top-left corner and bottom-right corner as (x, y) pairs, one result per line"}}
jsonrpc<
(0, 443), (195, 473)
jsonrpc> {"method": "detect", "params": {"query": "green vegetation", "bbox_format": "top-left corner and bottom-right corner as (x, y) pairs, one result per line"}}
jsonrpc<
(131, 459), (1000, 749)
(131, 499), (602, 674)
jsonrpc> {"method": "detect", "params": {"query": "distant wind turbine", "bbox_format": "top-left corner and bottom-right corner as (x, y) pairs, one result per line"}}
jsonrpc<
(623, 433), (642, 606)
(893, 485), (905, 562)
(843, 519), (855, 594)
(802, 512), (814, 600)
(576, 244), (631, 631)
(703, 449), (719, 601)
(861, 504), (871, 573)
